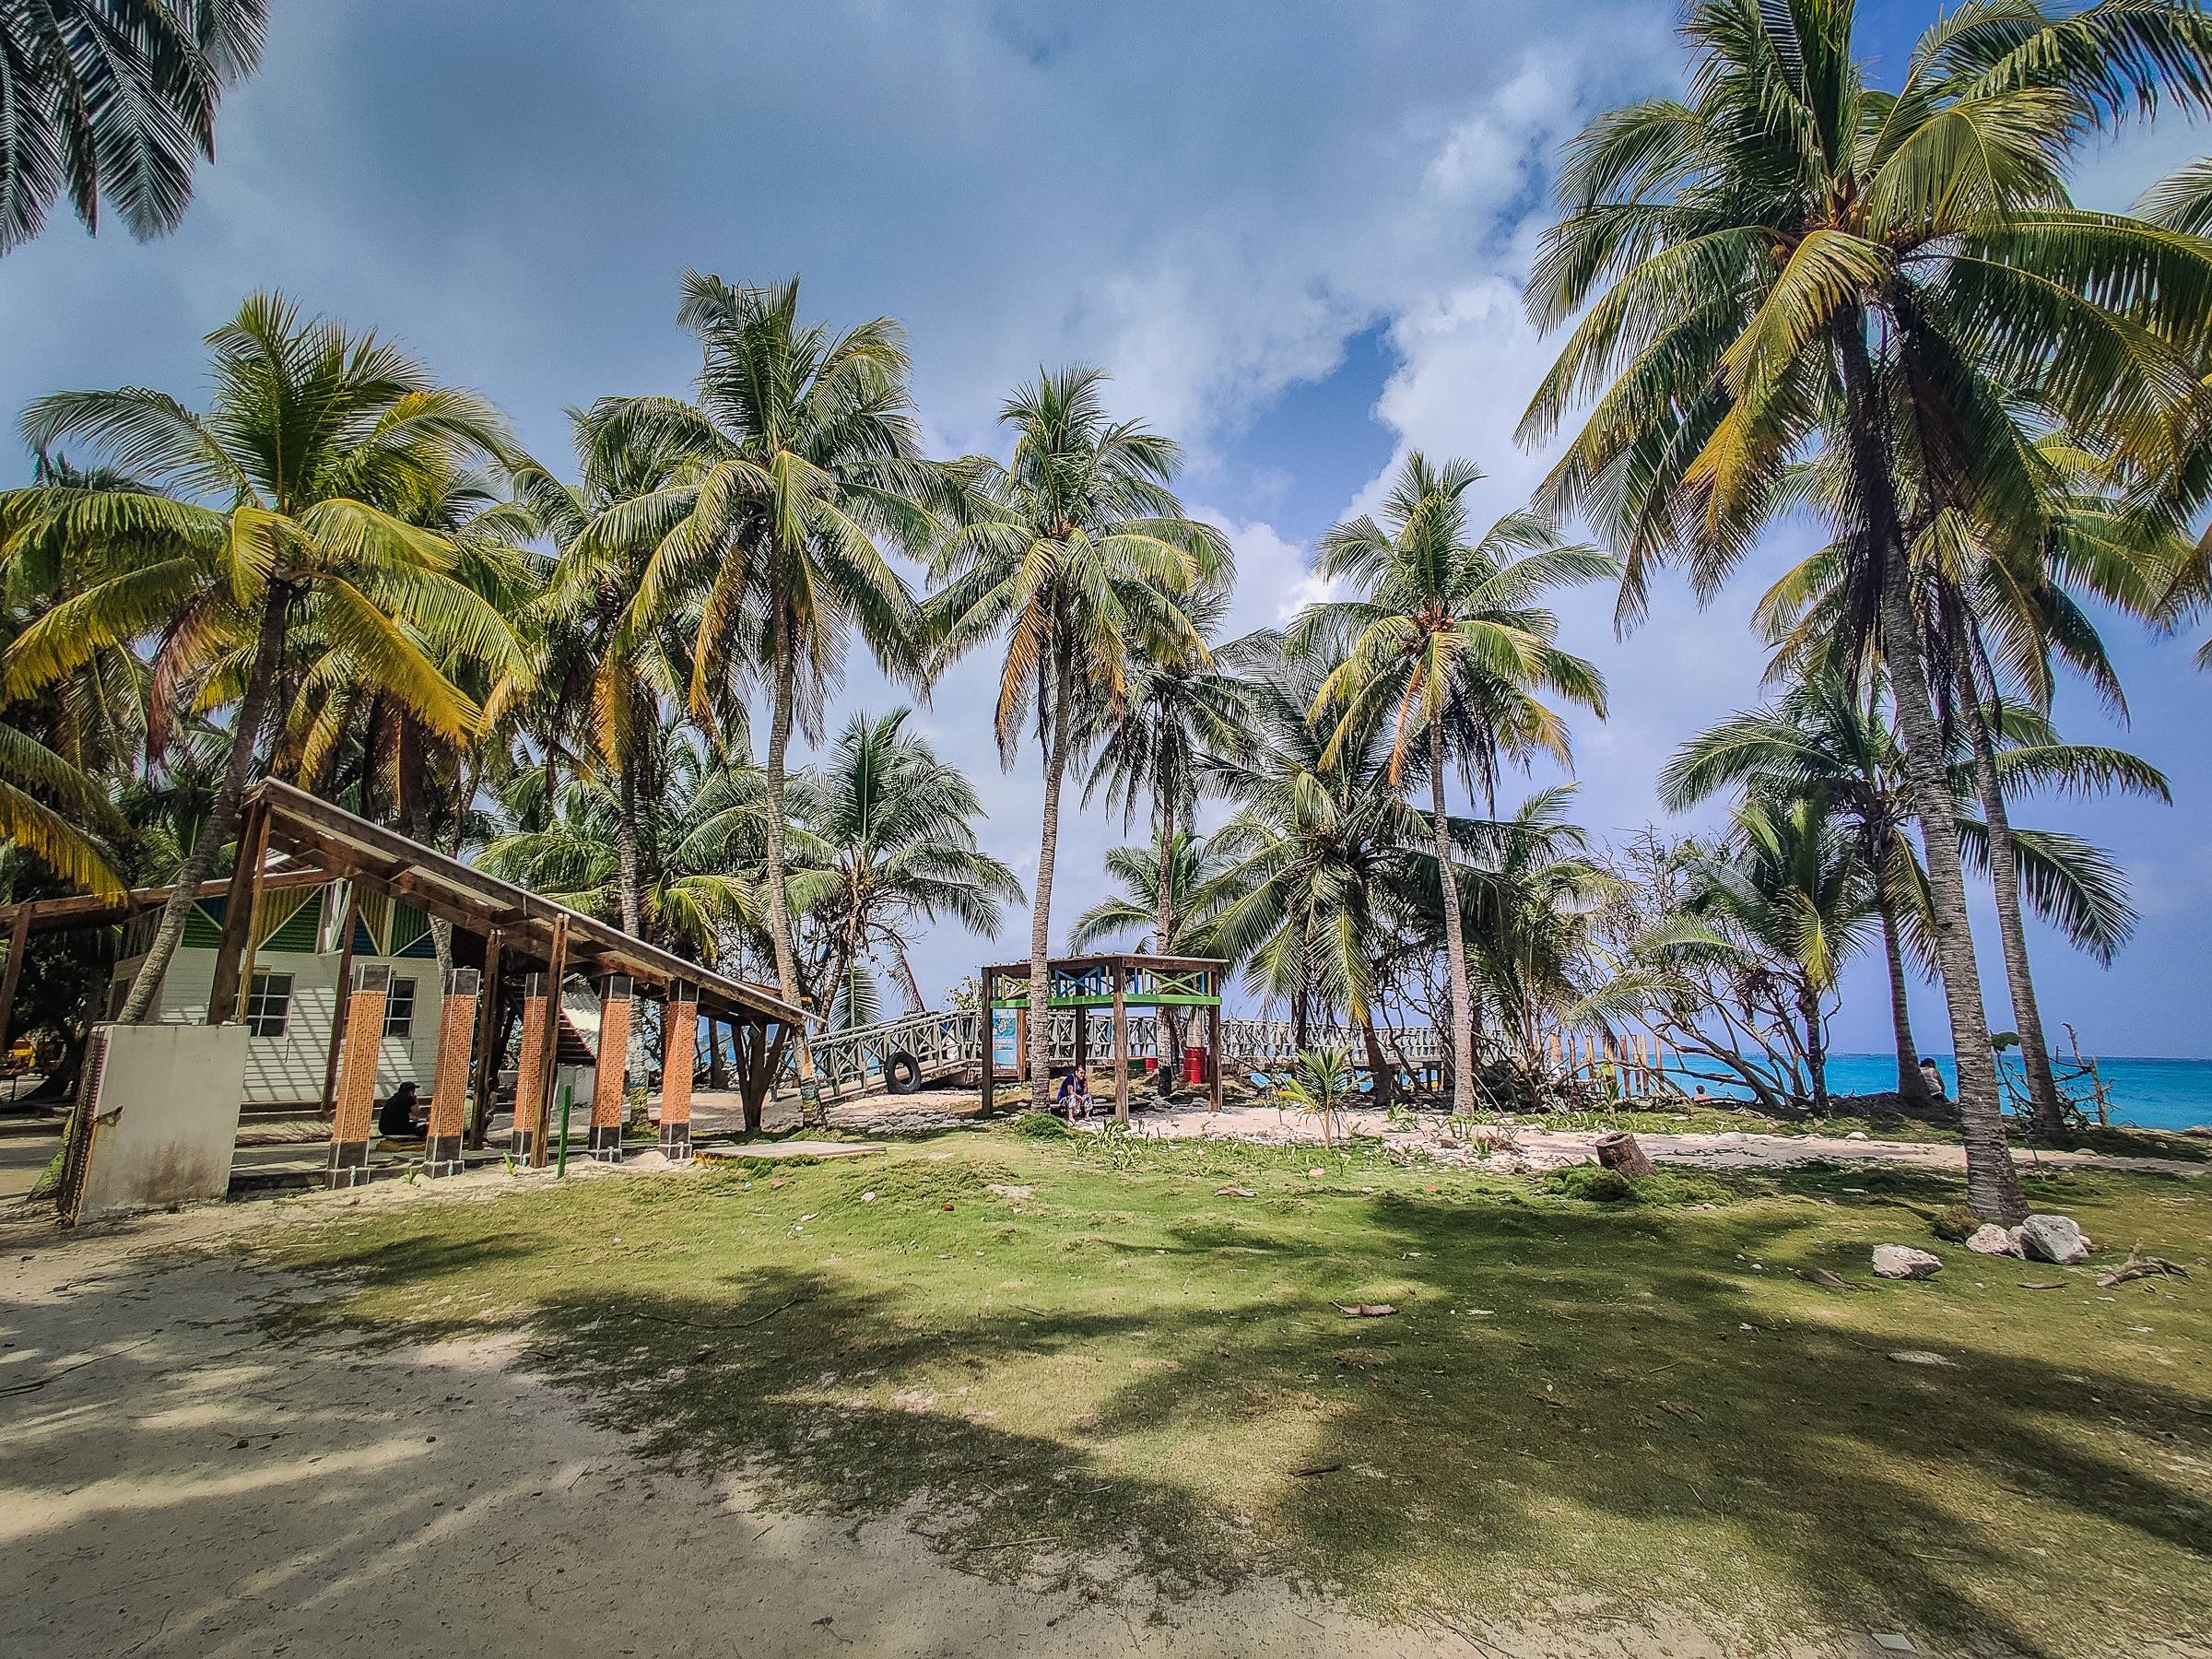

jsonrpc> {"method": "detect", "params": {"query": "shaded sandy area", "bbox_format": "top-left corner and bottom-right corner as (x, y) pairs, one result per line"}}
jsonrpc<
(0, 1174), (1884, 1659)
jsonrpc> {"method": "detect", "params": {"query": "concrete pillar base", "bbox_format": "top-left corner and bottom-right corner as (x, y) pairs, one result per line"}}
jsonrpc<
(510, 1129), (536, 1162)
(423, 1134), (465, 1177)
(586, 1123), (623, 1161)
(659, 1121), (693, 1161)
(326, 1140), (371, 1188)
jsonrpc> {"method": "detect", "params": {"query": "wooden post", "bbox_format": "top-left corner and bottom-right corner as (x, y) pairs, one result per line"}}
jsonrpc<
(528, 914), (568, 1167)
(468, 927), (504, 1146)
(659, 982), (697, 1159)
(0, 905), (30, 1057)
(586, 973), (632, 1161)
(319, 883), (362, 1117)
(206, 798), (273, 1025)
(424, 967), (479, 1177)
(979, 969), (994, 1117)
(1207, 978), (1223, 1113)
(1073, 986), (1089, 1082)
(1112, 960), (1129, 1124)
(327, 963), (392, 1188)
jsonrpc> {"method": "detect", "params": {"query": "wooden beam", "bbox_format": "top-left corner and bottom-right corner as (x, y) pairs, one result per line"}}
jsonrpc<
(0, 904), (30, 1055)
(1207, 974), (1223, 1113)
(206, 799), (274, 1026)
(1112, 960), (1129, 1125)
(318, 882), (362, 1117)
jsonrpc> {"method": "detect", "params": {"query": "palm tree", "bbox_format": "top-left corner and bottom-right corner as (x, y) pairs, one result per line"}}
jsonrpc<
(478, 717), (764, 961)
(518, 400), (720, 937)
(793, 708), (1023, 1030)
(1293, 453), (1611, 1117)
(599, 276), (940, 1104)
(1069, 830), (1232, 959)
(1686, 794), (1882, 1112)
(1085, 585), (1253, 1091)
(0, 714), (122, 896)
(928, 366), (1229, 1106)
(0, 292), (523, 1020)
(1204, 648), (1427, 1086)
(0, 0), (267, 254)
(1666, 671), (2157, 1122)
(1521, 0), (2212, 1220)
(1277, 1044), (1357, 1147)
(1455, 786), (1612, 1067)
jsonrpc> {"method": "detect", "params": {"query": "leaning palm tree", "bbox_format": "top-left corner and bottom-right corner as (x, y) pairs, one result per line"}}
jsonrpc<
(1293, 453), (1611, 1117)
(794, 708), (1024, 1030)
(928, 366), (1230, 1106)
(598, 275), (940, 1105)
(1520, 0), (2212, 1221)
(0, 0), (267, 253)
(0, 292), (523, 1019)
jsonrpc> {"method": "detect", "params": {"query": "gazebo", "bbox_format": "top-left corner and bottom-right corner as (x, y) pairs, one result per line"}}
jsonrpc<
(978, 953), (1228, 1121)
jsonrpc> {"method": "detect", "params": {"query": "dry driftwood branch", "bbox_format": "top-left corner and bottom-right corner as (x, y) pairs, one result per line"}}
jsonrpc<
(2097, 1243), (2191, 1289)
(1333, 1302), (1397, 1318)
(1793, 1267), (1872, 1292)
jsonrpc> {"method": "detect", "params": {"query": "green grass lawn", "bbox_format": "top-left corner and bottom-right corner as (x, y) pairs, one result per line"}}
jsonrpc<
(263, 1122), (2212, 1656)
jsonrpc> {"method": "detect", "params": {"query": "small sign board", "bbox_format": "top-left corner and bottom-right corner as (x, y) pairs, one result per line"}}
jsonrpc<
(991, 1007), (1019, 1072)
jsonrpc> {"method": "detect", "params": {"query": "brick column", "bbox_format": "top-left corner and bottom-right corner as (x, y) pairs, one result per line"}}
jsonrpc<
(328, 964), (391, 1188)
(511, 971), (552, 1161)
(424, 967), (478, 1177)
(659, 981), (698, 1160)
(587, 974), (632, 1161)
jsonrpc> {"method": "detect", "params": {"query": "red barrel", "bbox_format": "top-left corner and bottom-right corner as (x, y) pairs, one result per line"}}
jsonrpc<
(1182, 1046), (1207, 1085)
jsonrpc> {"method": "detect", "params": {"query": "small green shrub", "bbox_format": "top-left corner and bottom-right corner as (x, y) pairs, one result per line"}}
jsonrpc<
(1542, 1163), (1738, 1207)
(1547, 1164), (1635, 1203)
(1012, 1111), (1070, 1139)
(1931, 1204), (1979, 1242)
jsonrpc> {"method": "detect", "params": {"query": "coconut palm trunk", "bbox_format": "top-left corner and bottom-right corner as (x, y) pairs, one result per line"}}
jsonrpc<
(1877, 899), (1932, 1106)
(118, 588), (291, 1023)
(1429, 722), (1477, 1116)
(1962, 698), (2066, 1135)
(762, 610), (818, 1116)
(1836, 322), (2025, 1223)
(1027, 656), (1074, 1108)
(1153, 793), (1182, 1096)
(616, 765), (645, 938)
(1798, 984), (1831, 1115)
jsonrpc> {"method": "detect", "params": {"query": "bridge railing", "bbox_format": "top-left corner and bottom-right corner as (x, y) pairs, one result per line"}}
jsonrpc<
(802, 1007), (1489, 1099)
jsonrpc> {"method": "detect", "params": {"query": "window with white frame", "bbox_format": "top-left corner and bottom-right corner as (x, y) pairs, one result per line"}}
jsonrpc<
(244, 971), (293, 1038)
(383, 975), (418, 1040)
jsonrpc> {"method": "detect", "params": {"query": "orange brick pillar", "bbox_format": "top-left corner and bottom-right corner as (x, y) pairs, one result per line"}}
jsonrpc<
(511, 971), (552, 1161)
(424, 967), (478, 1177)
(659, 981), (697, 1161)
(586, 974), (632, 1161)
(328, 963), (392, 1188)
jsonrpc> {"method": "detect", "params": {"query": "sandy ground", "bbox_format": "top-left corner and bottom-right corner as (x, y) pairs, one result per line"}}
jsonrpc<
(1069, 1098), (2212, 1178)
(0, 1171), (1891, 1659)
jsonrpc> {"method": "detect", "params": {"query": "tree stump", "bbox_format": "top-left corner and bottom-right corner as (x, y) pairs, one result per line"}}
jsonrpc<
(1594, 1131), (1656, 1178)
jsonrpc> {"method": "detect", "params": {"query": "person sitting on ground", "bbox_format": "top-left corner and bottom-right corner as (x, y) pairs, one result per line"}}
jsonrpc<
(1055, 1065), (1092, 1121)
(377, 1080), (424, 1139)
(1918, 1057), (1947, 1101)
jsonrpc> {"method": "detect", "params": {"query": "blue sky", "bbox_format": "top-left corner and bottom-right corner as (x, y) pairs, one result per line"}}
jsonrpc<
(5, 3), (2207, 1055)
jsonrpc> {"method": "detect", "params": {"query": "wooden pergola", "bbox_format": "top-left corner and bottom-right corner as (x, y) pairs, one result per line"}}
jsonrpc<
(978, 953), (1228, 1122)
(0, 779), (803, 1173)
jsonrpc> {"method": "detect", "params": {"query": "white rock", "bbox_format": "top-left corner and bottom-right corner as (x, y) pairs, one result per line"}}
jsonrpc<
(1874, 1244), (1944, 1280)
(2018, 1213), (2089, 1265)
(1844, 1130), (1869, 1142)
(1964, 1224), (2018, 1256)
(1888, 1350), (1954, 1368)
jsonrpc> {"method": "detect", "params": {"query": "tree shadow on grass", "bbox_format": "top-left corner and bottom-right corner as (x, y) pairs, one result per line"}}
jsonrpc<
(269, 1169), (2212, 1657)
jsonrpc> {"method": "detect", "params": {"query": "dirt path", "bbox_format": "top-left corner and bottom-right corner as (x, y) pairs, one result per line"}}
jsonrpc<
(0, 1182), (1883, 1659)
(1077, 1099), (2210, 1178)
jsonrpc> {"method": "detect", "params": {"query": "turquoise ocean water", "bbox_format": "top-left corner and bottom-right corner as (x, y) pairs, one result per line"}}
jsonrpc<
(1671, 1052), (2212, 1132)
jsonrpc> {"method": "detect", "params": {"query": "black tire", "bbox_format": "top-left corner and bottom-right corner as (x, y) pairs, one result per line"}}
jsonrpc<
(885, 1052), (922, 1094)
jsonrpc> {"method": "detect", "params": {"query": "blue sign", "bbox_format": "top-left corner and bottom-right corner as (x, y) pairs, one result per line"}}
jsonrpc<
(991, 1008), (1019, 1071)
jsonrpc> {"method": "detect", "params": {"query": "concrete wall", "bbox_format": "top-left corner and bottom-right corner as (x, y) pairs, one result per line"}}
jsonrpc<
(72, 1022), (249, 1221)
(111, 947), (444, 1105)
